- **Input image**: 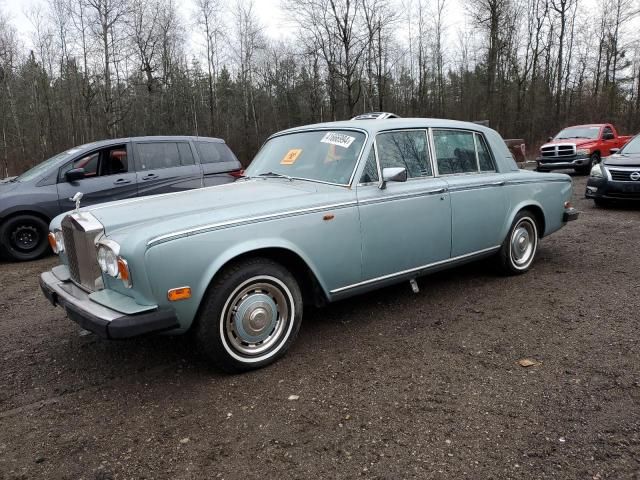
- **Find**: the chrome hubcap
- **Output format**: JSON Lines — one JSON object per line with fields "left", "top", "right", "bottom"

{"left": 224, "top": 278, "right": 291, "bottom": 357}
{"left": 510, "top": 220, "right": 536, "bottom": 267}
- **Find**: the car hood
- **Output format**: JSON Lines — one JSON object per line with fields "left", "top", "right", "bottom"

{"left": 541, "top": 138, "right": 595, "bottom": 149}
{"left": 603, "top": 154, "right": 640, "bottom": 167}
{"left": 0, "top": 177, "right": 19, "bottom": 195}
{"left": 65, "top": 179, "right": 354, "bottom": 246}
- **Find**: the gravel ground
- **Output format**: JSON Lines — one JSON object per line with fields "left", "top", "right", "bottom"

{"left": 0, "top": 174, "right": 639, "bottom": 480}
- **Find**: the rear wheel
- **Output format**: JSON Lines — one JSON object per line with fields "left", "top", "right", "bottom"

{"left": 497, "top": 210, "right": 539, "bottom": 275}
{"left": 0, "top": 214, "right": 50, "bottom": 261}
{"left": 195, "top": 257, "right": 303, "bottom": 373}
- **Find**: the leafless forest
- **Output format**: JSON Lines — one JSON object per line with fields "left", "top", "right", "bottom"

{"left": 1, "top": 0, "right": 639, "bottom": 175}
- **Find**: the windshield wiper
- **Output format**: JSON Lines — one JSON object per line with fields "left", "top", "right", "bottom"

{"left": 257, "top": 172, "right": 293, "bottom": 181}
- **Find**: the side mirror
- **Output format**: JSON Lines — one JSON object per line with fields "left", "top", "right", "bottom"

{"left": 603, "top": 133, "right": 615, "bottom": 140}
{"left": 65, "top": 168, "right": 85, "bottom": 182}
{"left": 547, "top": 136, "right": 553, "bottom": 142}
{"left": 610, "top": 148, "right": 620, "bottom": 155}
{"left": 379, "top": 167, "right": 407, "bottom": 189}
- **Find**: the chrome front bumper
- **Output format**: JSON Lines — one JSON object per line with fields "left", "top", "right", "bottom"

{"left": 40, "top": 269, "right": 179, "bottom": 339}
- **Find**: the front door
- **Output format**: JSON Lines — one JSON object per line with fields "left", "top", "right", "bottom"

{"left": 57, "top": 143, "right": 138, "bottom": 213}
{"left": 356, "top": 130, "right": 452, "bottom": 282}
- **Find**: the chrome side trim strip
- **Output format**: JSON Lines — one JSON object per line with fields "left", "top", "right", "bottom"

{"left": 447, "top": 182, "right": 504, "bottom": 193}
{"left": 505, "top": 178, "right": 570, "bottom": 185}
{"left": 147, "top": 201, "right": 358, "bottom": 247}
{"left": 358, "top": 188, "right": 447, "bottom": 205}
{"left": 330, "top": 245, "right": 501, "bottom": 294}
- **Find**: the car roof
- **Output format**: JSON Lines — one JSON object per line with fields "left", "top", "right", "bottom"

{"left": 77, "top": 135, "right": 225, "bottom": 150}
{"left": 274, "top": 118, "right": 496, "bottom": 137}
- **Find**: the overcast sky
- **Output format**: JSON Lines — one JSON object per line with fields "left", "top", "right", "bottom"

{"left": 1, "top": 0, "right": 468, "bottom": 50}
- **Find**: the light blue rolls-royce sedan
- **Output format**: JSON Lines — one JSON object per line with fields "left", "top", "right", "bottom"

{"left": 40, "top": 118, "right": 578, "bottom": 372}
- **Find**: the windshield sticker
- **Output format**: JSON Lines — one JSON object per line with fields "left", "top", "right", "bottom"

{"left": 321, "top": 132, "right": 356, "bottom": 149}
{"left": 280, "top": 149, "right": 303, "bottom": 165}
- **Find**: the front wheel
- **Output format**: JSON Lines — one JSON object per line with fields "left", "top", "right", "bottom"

{"left": 195, "top": 257, "right": 303, "bottom": 373}
{"left": 0, "top": 214, "right": 50, "bottom": 261}
{"left": 497, "top": 211, "right": 539, "bottom": 275}
{"left": 576, "top": 152, "right": 600, "bottom": 175}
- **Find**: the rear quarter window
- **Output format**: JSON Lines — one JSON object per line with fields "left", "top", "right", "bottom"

{"left": 195, "top": 142, "right": 238, "bottom": 165}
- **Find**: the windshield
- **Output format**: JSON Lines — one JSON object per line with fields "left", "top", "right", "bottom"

{"left": 245, "top": 130, "right": 366, "bottom": 185}
{"left": 620, "top": 135, "right": 640, "bottom": 155}
{"left": 554, "top": 126, "right": 600, "bottom": 140}
{"left": 15, "top": 147, "right": 83, "bottom": 182}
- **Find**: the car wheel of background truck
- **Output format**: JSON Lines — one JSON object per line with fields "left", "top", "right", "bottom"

{"left": 497, "top": 210, "right": 539, "bottom": 275}
{"left": 0, "top": 214, "right": 50, "bottom": 262}
{"left": 194, "top": 257, "right": 303, "bottom": 373}
{"left": 576, "top": 152, "right": 600, "bottom": 175}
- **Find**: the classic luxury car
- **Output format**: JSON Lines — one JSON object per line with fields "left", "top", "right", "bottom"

{"left": 40, "top": 118, "right": 578, "bottom": 372}
{"left": 586, "top": 133, "right": 640, "bottom": 205}
{"left": 0, "top": 136, "right": 242, "bottom": 261}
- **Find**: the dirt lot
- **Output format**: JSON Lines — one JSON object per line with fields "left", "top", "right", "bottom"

{"left": 0, "top": 174, "right": 639, "bottom": 479}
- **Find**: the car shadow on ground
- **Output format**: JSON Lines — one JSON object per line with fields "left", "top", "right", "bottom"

{"left": 33, "top": 258, "right": 498, "bottom": 381}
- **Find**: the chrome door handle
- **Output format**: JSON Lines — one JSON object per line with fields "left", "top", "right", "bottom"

{"left": 142, "top": 174, "right": 158, "bottom": 181}
{"left": 113, "top": 178, "right": 131, "bottom": 185}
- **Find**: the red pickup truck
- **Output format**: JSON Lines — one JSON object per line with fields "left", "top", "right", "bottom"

{"left": 536, "top": 123, "right": 632, "bottom": 174}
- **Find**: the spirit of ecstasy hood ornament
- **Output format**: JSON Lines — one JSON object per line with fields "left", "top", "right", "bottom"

{"left": 71, "top": 192, "right": 84, "bottom": 214}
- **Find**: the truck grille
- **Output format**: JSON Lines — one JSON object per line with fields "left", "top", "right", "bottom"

{"left": 540, "top": 144, "right": 576, "bottom": 158}
{"left": 61, "top": 214, "right": 104, "bottom": 292}
{"left": 608, "top": 169, "right": 640, "bottom": 182}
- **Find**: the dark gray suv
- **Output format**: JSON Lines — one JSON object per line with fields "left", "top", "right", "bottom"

{"left": 0, "top": 136, "right": 242, "bottom": 261}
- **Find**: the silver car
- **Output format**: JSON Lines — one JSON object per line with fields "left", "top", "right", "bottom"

{"left": 40, "top": 118, "right": 578, "bottom": 372}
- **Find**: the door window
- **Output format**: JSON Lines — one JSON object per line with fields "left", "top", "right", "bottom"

{"left": 602, "top": 126, "right": 614, "bottom": 139}
{"left": 59, "top": 145, "right": 129, "bottom": 181}
{"left": 476, "top": 134, "right": 496, "bottom": 172}
{"left": 177, "top": 143, "right": 196, "bottom": 165}
{"left": 136, "top": 142, "right": 182, "bottom": 170}
{"left": 375, "top": 130, "right": 432, "bottom": 178}
{"left": 433, "top": 130, "right": 480, "bottom": 174}
{"left": 360, "top": 148, "right": 379, "bottom": 183}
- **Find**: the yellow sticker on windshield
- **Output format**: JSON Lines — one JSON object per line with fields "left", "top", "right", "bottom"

{"left": 281, "top": 149, "right": 302, "bottom": 165}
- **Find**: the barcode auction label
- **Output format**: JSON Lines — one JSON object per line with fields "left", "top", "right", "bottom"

{"left": 320, "top": 132, "right": 356, "bottom": 149}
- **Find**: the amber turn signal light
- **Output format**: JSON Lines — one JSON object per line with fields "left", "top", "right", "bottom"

{"left": 564, "top": 201, "right": 573, "bottom": 209}
{"left": 168, "top": 287, "right": 192, "bottom": 302}
{"left": 117, "top": 258, "right": 132, "bottom": 288}
{"left": 48, "top": 232, "right": 58, "bottom": 253}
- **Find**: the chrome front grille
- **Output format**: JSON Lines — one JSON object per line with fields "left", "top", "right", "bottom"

{"left": 541, "top": 144, "right": 576, "bottom": 158}
{"left": 61, "top": 214, "right": 104, "bottom": 292}
{"left": 608, "top": 169, "right": 640, "bottom": 182}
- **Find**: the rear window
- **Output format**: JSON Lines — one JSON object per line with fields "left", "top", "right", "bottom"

{"left": 196, "top": 142, "right": 237, "bottom": 164}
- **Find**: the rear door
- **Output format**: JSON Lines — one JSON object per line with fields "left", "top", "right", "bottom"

{"left": 57, "top": 143, "right": 138, "bottom": 212}
{"left": 432, "top": 129, "right": 507, "bottom": 257}
{"left": 193, "top": 140, "right": 243, "bottom": 187}
{"left": 134, "top": 140, "right": 203, "bottom": 196}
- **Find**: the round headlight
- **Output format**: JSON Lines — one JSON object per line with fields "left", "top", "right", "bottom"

{"left": 54, "top": 230, "right": 65, "bottom": 253}
{"left": 590, "top": 164, "right": 603, "bottom": 178}
{"left": 97, "top": 245, "right": 119, "bottom": 277}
